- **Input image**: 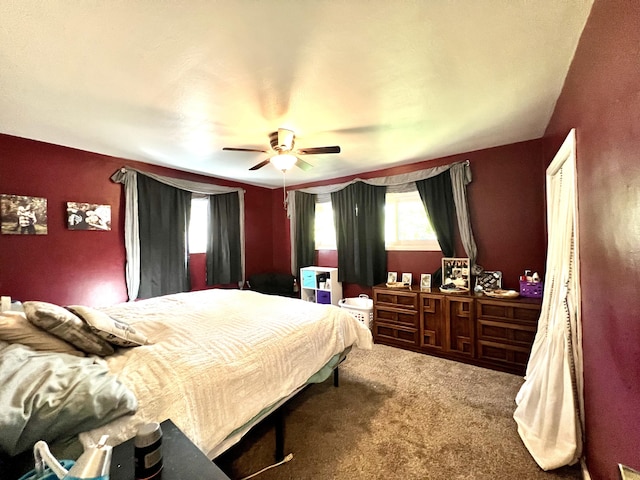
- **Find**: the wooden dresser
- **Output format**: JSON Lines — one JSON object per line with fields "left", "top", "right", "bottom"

{"left": 372, "top": 284, "right": 542, "bottom": 375}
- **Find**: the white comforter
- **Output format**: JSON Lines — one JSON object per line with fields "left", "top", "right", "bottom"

{"left": 78, "top": 289, "right": 373, "bottom": 458}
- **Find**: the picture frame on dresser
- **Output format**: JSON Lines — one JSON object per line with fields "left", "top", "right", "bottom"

{"left": 420, "top": 274, "right": 431, "bottom": 289}
{"left": 401, "top": 273, "right": 412, "bottom": 286}
{"left": 387, "top": 272, "right": 397, "bottom": 283}
{"left": 474, "top": 271, "right": 502, "bottom": 291}
{"left": 441, "top": 257, "right": 470, "bottom": 289}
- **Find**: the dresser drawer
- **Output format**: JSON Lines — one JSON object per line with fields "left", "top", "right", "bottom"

{"left": 477, "top": 339, "right": 533, "bottom": 370}
{"left": 374, "top": 322, "right": 419, "bottom": 347}
{"left": 476, "top": 299, "right": 541, "bottom": 324}
{"left": 374, "top": 307, "right": 418, "bottom": 328}
{"left": 373, "top": 289, "right": 418, "bottom": 311}
{"left": 477, "top": 319, "right": 536, "bottom": 346}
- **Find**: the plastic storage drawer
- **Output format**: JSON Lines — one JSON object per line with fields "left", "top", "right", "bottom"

{"left": 316, "top": 290, "right": 331, "bottom": 304}
{"left": 302, "top": 270, "right": 317, "bottom": 289}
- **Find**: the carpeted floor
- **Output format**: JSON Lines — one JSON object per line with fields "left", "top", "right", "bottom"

{"left": 216, "top": 344, "right": 582, "bottom": 480}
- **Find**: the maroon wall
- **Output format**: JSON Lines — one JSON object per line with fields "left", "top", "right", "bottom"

{"left": 0, "top": 134, "right": 275, "bottom": 306}
{"left": 543, "top": 0, "right": 640, "bottom": 477}
{"left": 275, "top": 139, "right": 547, "bottom": 299}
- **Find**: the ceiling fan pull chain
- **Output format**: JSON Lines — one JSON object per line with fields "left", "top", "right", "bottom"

{"left": 282, "top": 171, "right": 287, "bottom": 210}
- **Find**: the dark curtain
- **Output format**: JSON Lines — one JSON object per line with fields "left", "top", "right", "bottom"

{"left": 137, "top": 175, "right": 192, "bottom": 299}
{"left": 294, "top": 191, "right": 316, "bottom": 279}
{"left": 206, "top": 192, "right": 242, "bottom": 285}
{"left": 331, "top": 182, "right": 386, "bottom": 286}
{"left": 416, "top": 170, "right": 456, "bottom": 286}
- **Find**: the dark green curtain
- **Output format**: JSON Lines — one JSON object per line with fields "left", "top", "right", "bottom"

{"left": 137, "top": 175, "right": 192, "bottom": 299}
{"left": 294, "top": 191, "right": 316, "bottom": 279}
{"left": 331, "top": 182, "right": 386, "bottom": 286}
{"left": 206, "top": 192, "right": 242, "bottom": 285}
{"left": 415, "top": 170, "right": 456, "bottom": 286}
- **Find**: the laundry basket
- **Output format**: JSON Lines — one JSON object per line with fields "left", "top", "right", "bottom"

{"left": 338, "top": 294, "right": 374, "bottom": 329}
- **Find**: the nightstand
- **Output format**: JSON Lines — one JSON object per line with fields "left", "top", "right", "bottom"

{"left": 110, "top": 419, "right": 230, "bottom": 480}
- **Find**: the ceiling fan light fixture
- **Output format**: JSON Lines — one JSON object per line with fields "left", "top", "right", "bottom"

{"left": 271, "top": 153, "right": 297, "bottom": 172}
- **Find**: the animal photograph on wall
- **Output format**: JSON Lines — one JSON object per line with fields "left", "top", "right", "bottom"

{"left": 66, "top": 202, "right": 111, "bottom": 231}
{"left": 1, "top": 194, "right": 48, "bottom": 235}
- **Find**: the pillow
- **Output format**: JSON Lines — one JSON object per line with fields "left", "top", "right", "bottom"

{"left": 0, "top": 311, "right": 84, "bottom": 356}
{"left": 23, "top": 301, "right": 114, "bottom": 356}
{"left": 0, "top": 344, "right": 137, "bottom": 456}
{"left": 66, "top": 305, "right": 149, "bottom": 347}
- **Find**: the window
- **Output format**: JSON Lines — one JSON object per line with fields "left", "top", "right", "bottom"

{"left": 385, "top": 191, "right": 440, "bottom": 251}
{"left": 314, "top": 200, "right": 336, "bottom": 250}
{"left": 188, "top": 197, "right": 209, "bottom": 253}
{"left": 313, "top": 190, "right": 441, "bottom": 251}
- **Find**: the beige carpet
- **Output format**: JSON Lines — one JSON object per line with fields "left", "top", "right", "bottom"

{"left": 217, "top": 344, "right": 582, "bottom": 480}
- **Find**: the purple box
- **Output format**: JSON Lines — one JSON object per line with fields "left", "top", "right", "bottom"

{"left": 519, "top": 280, "right": 543, "bottom": 298}
{"left": 316, "top": 290, "right": 331, "bottom": 304}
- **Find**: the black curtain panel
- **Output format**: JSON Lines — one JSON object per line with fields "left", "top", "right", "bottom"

{"left": 137, "top": 175, "right": 192, "bottom": 299}
{"left": 294, "top": 191, "right": 317, "bottom": 278}
{"left": 331, "top": 181, "right": 386, "bottom": 286}
{"left": 416, "top": 170, "right": 456, "bottom": 286}
{"left": 206, "top": 192, "right": 242, "bottom": 285}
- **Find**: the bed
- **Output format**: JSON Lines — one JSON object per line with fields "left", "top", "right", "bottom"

{"left": 0, "top": 288, "right": 373, "bottom": 470}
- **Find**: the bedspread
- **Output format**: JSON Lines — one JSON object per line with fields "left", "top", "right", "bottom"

{"left": 78, "top": 289, "right": 372, "bottom": 458}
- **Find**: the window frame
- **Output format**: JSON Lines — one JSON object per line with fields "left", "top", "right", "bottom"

{"left": 188, "top": 196, "right": 209, "bottom": 254}
{"left": 384, "top": 190, "right": 440, "bottom": 251}
{"left": 313, "top": 190, "right": 441, "bottom": 252}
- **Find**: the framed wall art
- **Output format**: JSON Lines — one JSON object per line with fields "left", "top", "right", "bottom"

{"left": 1, "top": 194, "right": 48, "bottom": 235}
{"left": 67, "top": 202, "right": 111, "bottom": 231}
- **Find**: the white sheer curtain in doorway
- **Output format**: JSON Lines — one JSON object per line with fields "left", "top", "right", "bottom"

{"left": 513, "top": 129, "right": 584, "bottom": 470}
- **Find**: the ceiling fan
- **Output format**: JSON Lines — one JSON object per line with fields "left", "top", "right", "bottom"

{"left": 223, "top": 128, "right": 341, "bottom": 172}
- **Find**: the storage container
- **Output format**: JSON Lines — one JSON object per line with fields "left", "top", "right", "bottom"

{"left": 302, "top": 270, "right": 317, "bottom": 289}
{"left": 519, "top": 280, "right": 544, "bottom": 298}
{"left": 338, "top": 294, "right": 374, "bottom": 329}
{"left": 316, "top": 290, "right": 332, "bottom": 304}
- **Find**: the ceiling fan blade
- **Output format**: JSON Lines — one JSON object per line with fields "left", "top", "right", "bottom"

{"left": 223, "top": 147, "right": 268, "bottom": 153}
{"left": 249, "top": 159, "right": 271, "bottom": 171}
{"left": 296, "top": 146, "right": 341, "bottom": 155}
{"left": 295, "top": 157, "right": 313, "bottom": 171}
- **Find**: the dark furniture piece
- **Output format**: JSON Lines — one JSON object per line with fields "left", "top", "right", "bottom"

{"left": 248, "top": 272, "right": 297, "bottom": 297}
{"left": 110, "top": 419, "right": 230, "bottom": 480}
{"left": 372, "top": 284, "right": 542, "bottom": 375}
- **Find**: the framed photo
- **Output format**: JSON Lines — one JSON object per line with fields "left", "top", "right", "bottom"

{"left": 1, "top": 194, "right": 48, "bottom": 235}
{"left": 387, "top": 272, "right": 398, "bottom": 283}
{"left": 475, "top": 271, "right": 502, "bottom": 291}
{"left": 441, "top": 257, "right": 470, "bottom": 290}
{"left": 401, "top": 273, "right": 412, "bottom": 286}
{"left": 420, "top": 274, "right": 432, "bottom": 289}
{"left": 67, "top": 202, "right": 111, "bottom": 231}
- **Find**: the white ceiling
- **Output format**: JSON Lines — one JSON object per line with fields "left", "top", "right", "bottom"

{"left": 0, "top": 1, "right": 593, "bottom": 189}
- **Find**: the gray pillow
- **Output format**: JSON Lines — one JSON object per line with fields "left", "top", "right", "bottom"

{"left": 0, "top": 311, "right": 84, "bottom": 356}
{"left": 0, "top": 344, "right": 137, "bottom": 456}
{"left": 66, "top": 305, "right": 149, "bottom": 347}
{"left": 23, "top": 301, "right": 114, "bottom": 356}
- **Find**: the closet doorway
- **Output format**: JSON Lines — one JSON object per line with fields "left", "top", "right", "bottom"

{"left": 513, "top": 129, "right": 584, "bottom": 471}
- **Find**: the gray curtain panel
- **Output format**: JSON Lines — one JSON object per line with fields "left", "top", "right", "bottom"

{"left": 331, "top": 181, "right": 387, "bottom": 286}
{"left": 416, "top": 170, "right": 456, "bottom": 286}
{"left": 206, "top": 192, "right": 242, "bottom": 285}
{"left": 294, "top": 191, "right": 317, "bottom": 278}
{"left": 137, "top": 174, "right": 192, "bottom": 299}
